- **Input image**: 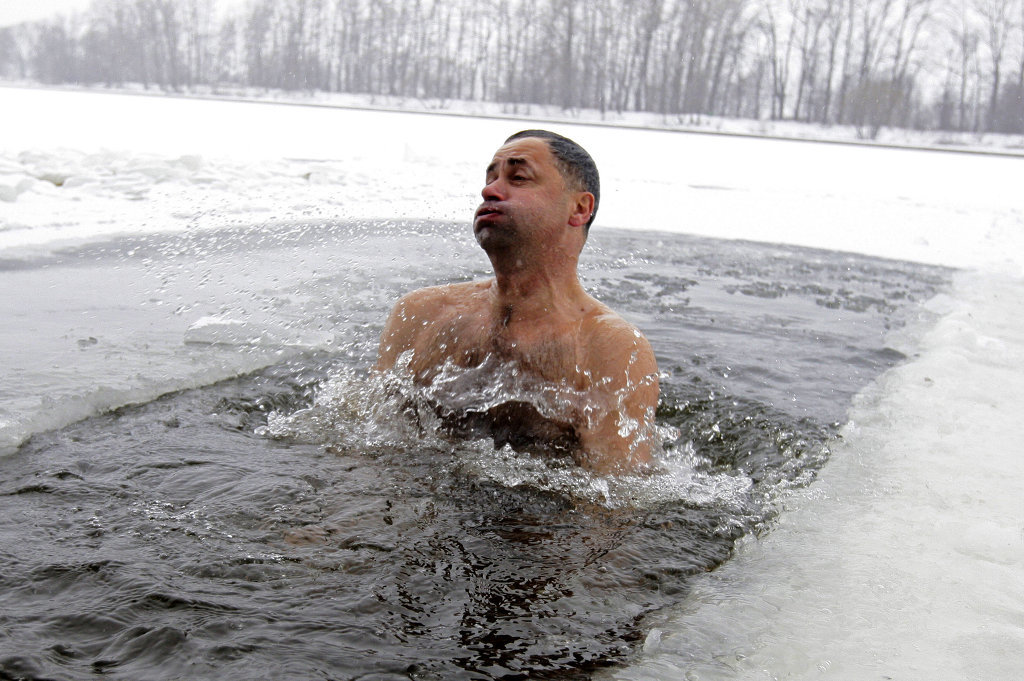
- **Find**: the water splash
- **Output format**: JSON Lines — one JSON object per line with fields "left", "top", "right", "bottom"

{"left": 259, "top": 358, "right": 759, "bottom": 515}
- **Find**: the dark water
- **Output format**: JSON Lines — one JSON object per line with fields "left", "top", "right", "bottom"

{"left": 0, "top": 220, "right": 948, "bottom": 680}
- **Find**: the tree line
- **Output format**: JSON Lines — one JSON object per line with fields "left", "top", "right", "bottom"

{"left": 1, "top": 0, "right": 1022, "bottom": 136}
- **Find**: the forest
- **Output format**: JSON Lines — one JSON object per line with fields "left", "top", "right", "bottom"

{"left": 2, "top": 0, "right": 1022, "bottom": 136}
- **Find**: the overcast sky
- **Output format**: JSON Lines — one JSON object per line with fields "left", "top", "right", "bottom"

{"left": 0, "top": 0, "right": 92, "bottom": 27}
{"left": 0, "top": 0, "right": 251, "bottom": 27}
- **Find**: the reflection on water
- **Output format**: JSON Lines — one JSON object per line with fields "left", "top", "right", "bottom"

{"left": 0, "top": 221, "right": 948, "bottom": 679}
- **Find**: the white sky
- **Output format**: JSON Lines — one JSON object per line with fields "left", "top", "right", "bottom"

{"left": 0, "top": 0, "right": 248, "bottom": 27}
{"left": 0, "top": 0, "right": 91, "bottom": 27}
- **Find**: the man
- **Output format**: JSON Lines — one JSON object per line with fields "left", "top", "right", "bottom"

{"left": 376, "top": 130, "right": 659, "bottom": 474}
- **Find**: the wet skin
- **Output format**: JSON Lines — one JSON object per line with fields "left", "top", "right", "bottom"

{"left": 377, "top": 137, "right": 659, "bottom": 474}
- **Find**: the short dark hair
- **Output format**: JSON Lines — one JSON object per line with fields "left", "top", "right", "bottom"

{"left": 504, "top": 129, "right": 600, "bottom": 231}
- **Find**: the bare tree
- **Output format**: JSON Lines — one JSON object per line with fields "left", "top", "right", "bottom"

{"left": 762, "top": 0, "right": 798, "bottom": 119}
{"left": 792, "top": 0, "right": 829, "bottom": 121}
{"left": 3, "top": 0, "right": 1022, "bottom": 134}
{"left": 818, "top": 0, "right": 848, "bottom": 122}
{"left": 975, "top": 0, "right": 1013, "bottom": 130}
{"left": 948, "top": 2, "right": 981, "bottom": 130}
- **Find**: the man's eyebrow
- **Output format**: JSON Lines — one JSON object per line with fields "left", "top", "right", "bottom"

{"left": 486, "top": 156, "right": 531, "bottom": 175}
{"left": 506, "top": 157, "right": 530, "bottom": 170}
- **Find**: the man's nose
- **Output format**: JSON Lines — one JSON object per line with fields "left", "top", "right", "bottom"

{"left": 482, "top": 176, "right": 506, "bottom": 201}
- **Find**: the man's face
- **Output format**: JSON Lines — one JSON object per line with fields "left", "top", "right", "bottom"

{"left": 473, "top": 137, "right": 574, "bottom": 251}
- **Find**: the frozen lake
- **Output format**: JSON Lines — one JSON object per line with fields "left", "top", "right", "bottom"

{"left": 1, "top": 86, "right": 1022, "bottom": 679}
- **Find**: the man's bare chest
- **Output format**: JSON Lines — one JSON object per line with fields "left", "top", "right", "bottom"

{"left": 433, "top": 313, "right": 583, "bottom": 386}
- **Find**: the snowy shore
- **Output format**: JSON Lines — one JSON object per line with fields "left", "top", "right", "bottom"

{"left": 6, "top": 81, "right": 1024, "bottom": 156}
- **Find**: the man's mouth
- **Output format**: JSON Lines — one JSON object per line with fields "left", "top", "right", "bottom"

{"left": 475, "top": 204, "right": 502, "bottom": 220}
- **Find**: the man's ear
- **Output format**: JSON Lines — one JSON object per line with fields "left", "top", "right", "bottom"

{"left": 567, "top": 192, "right": 595, "bottom": 228}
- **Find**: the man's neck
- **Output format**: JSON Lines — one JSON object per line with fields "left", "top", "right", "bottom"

{"left": 488, "top": 254, "right": 584, "bottom": 325}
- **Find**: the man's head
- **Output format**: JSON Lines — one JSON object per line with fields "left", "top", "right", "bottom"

{"left": 474, "top": 132, "right": 599, "bottom": 257}
{"left": 503, "top": 130, "right": 600, "bottom": 232}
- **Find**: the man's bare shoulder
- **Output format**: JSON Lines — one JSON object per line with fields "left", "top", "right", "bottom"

{"left": 580, "top": 305, "right": 657, "bottom": 381}
{"left": 580, "top": 301, "right": 650, "bottom": 346}
{"left": 393, "top": 280, "right": 492, "bottom": 316}
{"left": 378, "top": 280, "right": 493, "bottom": 371}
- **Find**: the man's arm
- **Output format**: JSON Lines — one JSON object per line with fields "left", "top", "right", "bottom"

{"left": 575, "top": 317, "right": 660, "bottom": 474}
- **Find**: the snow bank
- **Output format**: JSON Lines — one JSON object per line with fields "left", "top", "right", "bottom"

{"left": 14, "top": 83, "right": 1024, "bottom": 155}
{"left": 606, "top": 269, "right": 1024, "bottom": 681}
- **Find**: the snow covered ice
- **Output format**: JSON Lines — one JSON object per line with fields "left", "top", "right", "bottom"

{"left": 4, "top": 87, "right": 1022, "bottom": 267}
